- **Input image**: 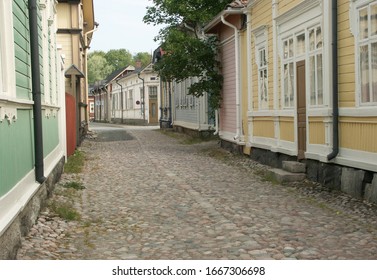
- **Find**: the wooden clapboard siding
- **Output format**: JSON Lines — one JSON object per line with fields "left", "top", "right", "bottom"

{"left": 220, "top": 36, "right": 237, "bottom": 134}
{"left": 308, "top": 117, "right": 326, "bottom": 145}
{"left": 13, "top": 0, "right": 31, "bottom": 100}
{"left": 253, "top": 117, "right": 275, "bottom": 138}
{"left": 340, "top": 117, "right": 377, "bottom": 153}
{"left": 280, "top": 117, "right": 295, "bottom": 142}
{"left": 338, "top": 0, "right": 356, "bottom": 107}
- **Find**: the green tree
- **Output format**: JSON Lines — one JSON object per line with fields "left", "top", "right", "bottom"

{"left": 143, "top": 0, "right": 233, "bottom": 109}
{"left": 88, "top": 52, "right": 114, "bottom": 85}
{"left": 104, "top": 49, "right": 133, "bottom": 71}
{"left": 132, "top": 52, "right": 152, "bottom": 68}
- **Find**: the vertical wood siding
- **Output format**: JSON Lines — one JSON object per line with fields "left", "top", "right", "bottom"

{"left": 340, "top": 117, "right": 377, "bottom": 153}
{"left": 220, "top": 38, "right": 237, "bottom": 134}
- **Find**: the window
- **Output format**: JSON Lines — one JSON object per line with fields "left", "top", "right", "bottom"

{"left": 308, "top": 26, "right": 323, "bottom": 106}
{"left": 128, "top": 90, "right": 134, "bottom": 109}
{"left": 258, "top": 47, "right": 268, "bottom": 109}
{"left": 282, "top": 37, "right": 295, "bottom": 108}
{"left": 357, "top": 1, "right": 377, "bottom": 104}
{"left": 0, "top": 0, "right": 14, "bottom": 98}
{"left": 149, "top": 86, "right": 158, "bottom": 99}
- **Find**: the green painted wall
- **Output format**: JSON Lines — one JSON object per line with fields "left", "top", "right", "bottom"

{"left": 13, "top": 0, "right": 32, "bottom": 101}
{"left": 42, "top": 113, "right": 59, "bottom": 156}
{"left": 0, "top": 110, "right": 34, "bottom": 196}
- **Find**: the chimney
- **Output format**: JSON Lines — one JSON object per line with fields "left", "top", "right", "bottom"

{"left": 135, "top": 61, "right": 142, "bottom": 69}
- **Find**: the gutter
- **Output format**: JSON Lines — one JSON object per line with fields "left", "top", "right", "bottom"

{"left": 220, "top": 15, "right": 242, "bottom": 142}
{"left": 327, "top": 0, "right": 339, "bottom": 161}
{"left": 137, "top": 72, "right": 146, "bottom": 124}
{"left": 28, "top": 0, "right": 46, "bottom": 183}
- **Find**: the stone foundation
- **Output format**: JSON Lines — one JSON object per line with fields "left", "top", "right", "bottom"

{"left": 0, "top": 157, "right": 65, "bottom": 259}
{"left": 173, "top": 125, "right": 216, "bottom": 140}
{"left": 221, "top": 143, "right": 377, "bottom": 205}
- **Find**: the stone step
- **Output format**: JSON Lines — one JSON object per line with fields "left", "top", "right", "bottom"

{"left": 268, "top": 168, "right": 306, "bottom": 184}
{"left": 282, "top": 161, "right": 306, "bottom": 173}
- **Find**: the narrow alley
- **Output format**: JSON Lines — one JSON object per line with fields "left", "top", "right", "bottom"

{"left": 16, "top": 123, "right": 377, "bottom": 260}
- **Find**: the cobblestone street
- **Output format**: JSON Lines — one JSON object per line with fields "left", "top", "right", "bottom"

{"left": 17, "top": 123, "right": 377, "bottom": 260}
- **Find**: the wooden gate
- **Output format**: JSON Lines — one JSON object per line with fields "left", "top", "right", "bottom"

{"left": 65, "top": 93, "right": 76, "bottom": 157}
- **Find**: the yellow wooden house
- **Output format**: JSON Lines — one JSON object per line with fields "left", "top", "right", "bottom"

{"left": 239, "top": 0, "right": 376, "bottom": 200}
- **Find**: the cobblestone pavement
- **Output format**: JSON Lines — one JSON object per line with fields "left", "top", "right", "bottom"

{"left": 17, "top": 123, "right": 377, "bottom": 260}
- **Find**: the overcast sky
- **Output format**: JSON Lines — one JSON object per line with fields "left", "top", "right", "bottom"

{"left": 89, "top": 0, "right": 163, "bottom": 55}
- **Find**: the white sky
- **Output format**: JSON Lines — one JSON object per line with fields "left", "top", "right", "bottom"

{"left": 89, "top": 0, "right": 163, "bottom": 55}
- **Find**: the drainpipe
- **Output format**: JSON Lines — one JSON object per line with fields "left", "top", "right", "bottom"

{"left": 213, "top": 109, "right": 219, "bottom": 135}
{"left": 138, "top": 72, "right": 146, "bottom": 124}
{"left": 221, "top": 15, "right": 242, "bottom": 142}
{"left": 29, "top": 0, "right": 46, "bottom": 183}
{"left": 327, "top": 0, "right": 339, "bottom": 161}
{"left": 116, "top": 80, "right": 124, "bottom": 123}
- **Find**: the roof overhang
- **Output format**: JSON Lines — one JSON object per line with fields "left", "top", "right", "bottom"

{"left": 204, "top": 8, "right": 246, "bottom": 33}
{"left": 65, "top": 64, "right": 85, "bottom": 78}
{"left": 82, "top": 0, "right": 95, "bottom": 44}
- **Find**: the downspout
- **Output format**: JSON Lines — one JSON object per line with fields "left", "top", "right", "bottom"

{"left": 213, "top": 109, "right": 219, "bottom": 135}
{"left": 327, "top": 0, "right": 339, "bottom": 161}
{"left": 29, "top": 0, "right": 46, "bottom": 183}
{"left": 221, "top": 15, "right": 242, "bottom": 142}
{"left": 137, "top": 72, "right": 146, "bottom": 124}
{"left": 116, "top": 80, "right": 124, "bottom": 123}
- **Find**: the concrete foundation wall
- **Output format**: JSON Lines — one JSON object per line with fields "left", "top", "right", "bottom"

{"left": 0, "top": 157, "right": 65, "bottom": 259}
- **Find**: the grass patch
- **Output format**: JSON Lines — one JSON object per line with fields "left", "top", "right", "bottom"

{"left": 64, "top": 150, "right": 85, "bottom": 174}
{"left": 49, "top": 201, "right": 80, "bottom": 221}
{"left": 159, "top": 129, "right": 215, "bottom": 145}
{"left": 63, "top": 181, "right": 86, "bottom": 190}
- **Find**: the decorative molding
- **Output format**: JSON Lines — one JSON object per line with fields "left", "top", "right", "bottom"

{"left": 0, "top": 106, "right": 17, "bottom": 124}
{"left": 275, "top": 0, "right": 321, "bottom": 24}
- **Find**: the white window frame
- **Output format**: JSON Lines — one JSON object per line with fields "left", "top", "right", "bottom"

{"left": 281, "top": 36, "right": 295, "bottom": 109}
{"left": 253, "top": 25, "right": 269, "bottom": 110}
{"left": 352, "top": 0, "right": 377, "bottom": 106}
{"left": 308, "top": 25, "right": 324, "bottom": 107}
{"left": 0, "top": 0, "right": 16, "bottom": 100}
{"left": 128, "top": 90, "right": 134, "bottom": 110}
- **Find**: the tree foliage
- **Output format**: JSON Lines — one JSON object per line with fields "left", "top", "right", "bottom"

{"left": 144, "top": 0, "right": 234, "bottom": 109}
{"left": 88, "top": 50, "right": 152, "bottom": 85}
{"left": 88, "top": 51, "right": 114, "bottom": 85}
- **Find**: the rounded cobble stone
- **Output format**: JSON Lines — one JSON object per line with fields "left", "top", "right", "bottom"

{"left": 16, "top": 123, "right": 377, "bottom": 260}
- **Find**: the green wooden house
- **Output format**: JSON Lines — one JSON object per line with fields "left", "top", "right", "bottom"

{"left": 0, "top": 0, "right": 66, "bottom": 259}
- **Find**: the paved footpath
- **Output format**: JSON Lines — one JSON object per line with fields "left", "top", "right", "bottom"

{"left": 17, "top": 123, "right": 377, "bottom": 259}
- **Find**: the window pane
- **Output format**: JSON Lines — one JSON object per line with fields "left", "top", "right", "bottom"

{"left": 372, "top": 42, "right": 377, "bottom": 102}
{"left": 372, "top": 4, "right": 377, "bottom": 36}
{"left": 289, "top": 62, "right": 294, "bottom": 105}
{"left": 296, "top": 33, "right": 305, "bottom": 55}
{"left": 309, "top": 29, "right": 315, "bottom": 51}
{"left": 359, "top": 7, "right": 368, "bottom": 40}
{"left": 284, "top": 40, "right": 289, "bottom": 59}
{"left": 284, "top": 64, "right": 289, "bottom": 107}
{"left": 360, "top": 45, "right": 370, "bottom": 102}
{"left": 310, "top": 56, "right": 316, "bottom": 105}
{"left": 317, "top": 54, "right": 323, "bottom": 105}
{"left": 316, "top": 27, "right": 323, "bottom": 49}
{"left": 289, "top": 38, "right": 294, "bottom": 57}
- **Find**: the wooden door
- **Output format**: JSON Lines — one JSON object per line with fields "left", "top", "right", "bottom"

{"left": 296, "top": 60, "right": 306, "bottom": 160}
{"left": 149, "top": 99, "right": 158, "bottom": 124}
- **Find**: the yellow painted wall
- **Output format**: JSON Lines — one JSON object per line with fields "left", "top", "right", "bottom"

{"left": 340, "top": 117, "right": 377, "bottom": 153}
{"left": 279, "top": 117, "right": 294, "bottom": 142}
{"left": 338, "top": 0, "right": 356, "bottom": 107}
{"left": 278, "top": 0, "right": 301, "bottom": 16}
{"left": 253, "top": 117, "right": 275, "bottom": 138}
{"left": 250, "top": 0, "right": 273, "bottom": 111}
{"left": 308, "top": 117, "right": 326, "bottom": 145}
